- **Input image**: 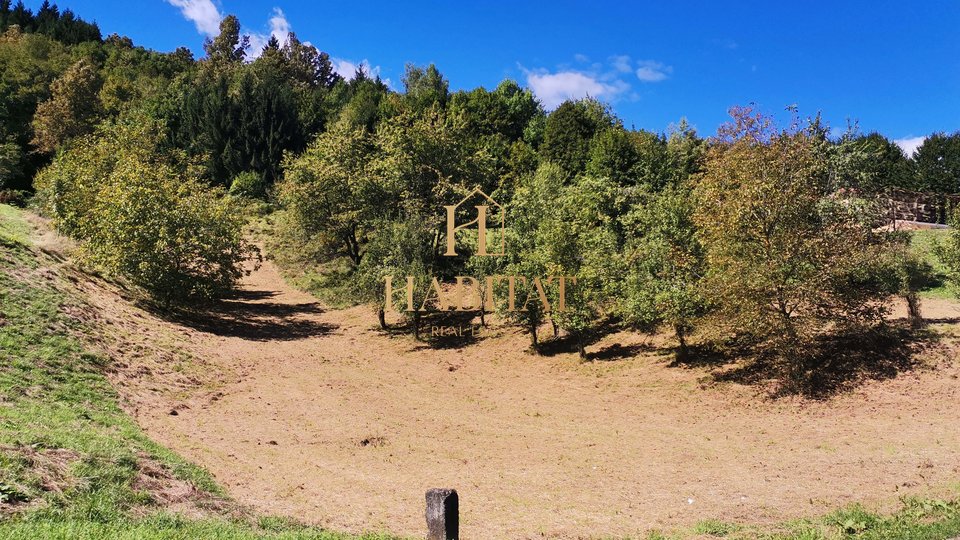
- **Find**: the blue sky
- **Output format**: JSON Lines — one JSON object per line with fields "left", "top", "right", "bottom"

{"left": 51, "top": 1, "right": 960, "bottom": 155}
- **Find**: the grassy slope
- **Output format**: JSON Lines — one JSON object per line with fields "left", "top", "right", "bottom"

{"left": 677, "top": 498, "right": 960, "bottom": 539}
{"left": 911, "top": 228, "right": 954, "bottom": 299}
{"left": 1, "top": 204, "right": 959, "bottom": 539}
{"left": 252, "top": 212, "right": 357, "bottom": 309}
{"left": 0, "top": 205, "right": 396, "bottom": 539}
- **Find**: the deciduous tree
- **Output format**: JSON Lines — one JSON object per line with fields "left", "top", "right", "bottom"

{"left": 30, "top": 58, "right": 102, "bottom": 153}
{"left": 620, "top": 184, "right": 706, "bottom": 358}
{"left": 694, "top": 107, "right": 895, "bottom": 371}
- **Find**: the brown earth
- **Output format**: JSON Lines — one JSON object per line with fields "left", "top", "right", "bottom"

{"left": 71, "top": 252, "right": 960, "bottom": 539}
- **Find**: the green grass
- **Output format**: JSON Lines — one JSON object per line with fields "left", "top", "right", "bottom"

{"left": 252, "top": 212, "right": 357, "bottom": 309}
{"left": 645, "top": 496, "right": 960, "bottom": 539}
{"left": 0, "top": 204, "right": 400, "bottom": 539}
{"left": 281, "top": 260, "right": 357, "bottom": 309}
{"left": 0, "top": 203, "right": 31, "bottom": 246}
{"left": 910, "top": 228, "right": 955, "bottom": 299}
{"left": 0, "top": 514, "right": 393, "bottom": 539}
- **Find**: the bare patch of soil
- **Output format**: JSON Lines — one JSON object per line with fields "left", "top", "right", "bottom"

{"left": 0, "top": 444, "right": 233, "bottom": 520}
{"left": 0, "top": 445, "right": 78, "bottom": 514}
{"left": 55, "top": 242, "right": 960, "bottom": 538}
{"left": 129, "top": 453, "right": 237, "bottom": 519}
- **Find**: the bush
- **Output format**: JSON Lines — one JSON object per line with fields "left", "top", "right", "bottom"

{"left": 87, "top": 165, "right": 253, "bottom": 305}
{"left": 35, "top": 116, "right": 256, "bottom": 306}
{"left": 229, "top": 171, "right": 266, "bottom": 199}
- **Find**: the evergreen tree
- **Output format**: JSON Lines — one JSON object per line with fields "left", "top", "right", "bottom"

{"left": 0, "top": 1, "right": 100, "bottom": 44}
{"left": 8, "top": 1, "right": 32, "bottom": 31}
{"left": 231, "top": 66, "right": 302, "bottom": 186}
{"left": 915, "top": 132, "right": 960, "bottom": 193}
{"left": 541, "top": 98, "right": 615, "bottom": 179}
{"left": 0, "top": 1, "right": 9, "bottom": 29}
{"left": 282, "top": 32, "right": 339, "bottom": 88}
{"left": 263, "top": 35, "right": 281, "bottom": 55}
{"left": 35, "top": 1, "right": 57, "bottom": 33}
{"left": 203, "top": 15, "right": 247, "bottom": 65}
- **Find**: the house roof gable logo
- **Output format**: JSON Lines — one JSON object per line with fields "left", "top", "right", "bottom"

{"left": 443, "top": 188, "right": 505, "bottom": 257}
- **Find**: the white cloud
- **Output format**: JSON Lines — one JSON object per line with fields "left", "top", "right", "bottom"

{"left": 247, "top": 7, "right": 293, "bottom": 58}
{"left": 246, "top": 35, "right": 267, "bottom": 55}
{"left": 635, "top": 60, "right": 672, "bottom": 82}
{"left": 332, "top": 58, "right": 385, "bottom": 82}
{"left": 573, "top": 53, "right": 590, "bottom": 63}
{"left": 610, "top": 55, "right": 632, "bottom": 73}
{"left": 166, "top": 0, "right": 222, "bottom": 36}
{"left": 895, "top": 136, "right": 926, "bottom": 158}
{"left": 525, "top": 70, "right": 626, "bottom": 110}
{"left": 167, "top": 2, "right": 299, "bottom": 60}
{"left": 268, "top": 7, "right": 291, "bottom": 38}
{"left": 522, "top": 54, "right": 670, "bottom": 109}
{"left": 333, "top": 58, "right": 361, "bottom": 78}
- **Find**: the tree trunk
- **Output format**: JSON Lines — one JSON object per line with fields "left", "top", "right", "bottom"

{"left": 675, "top": 324, "right": 688, "bottom": 360}
{"left": 529, "top": 318, "right": 539, "bottom": 352}
{"left": 551, "top": 319, "right": 559, "bottom": 337}
{"left": 906, "top": 292, "right": 923, "bottom": 328}
{"left": 479, "top": 307, "right": 486, "bottom": 327}
{"left": 377, "top": 307, "right": 387, "bottom": 330}
{"left": 576, "top": 333, "right": 586, "bottom": 361}
{"left": 345, "top": 231, "right": 362, "bottom": 266}
{"left": 413, "top": 311, "right": 421, "bottom": 340}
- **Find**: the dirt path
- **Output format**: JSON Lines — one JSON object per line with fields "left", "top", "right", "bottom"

{"left": 97, "top": 259, "right": 960, "bottom": 539}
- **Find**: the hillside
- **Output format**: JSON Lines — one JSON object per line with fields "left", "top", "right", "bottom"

{"left": 0, "top": 204, "right": 394, "bottom": 539}
{"left": 4, "top": 204, "right": 960, "bottom": 539}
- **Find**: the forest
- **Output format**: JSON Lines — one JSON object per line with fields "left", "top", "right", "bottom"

{"left": 4, "top": 2, "right": 960, "bottom": 387}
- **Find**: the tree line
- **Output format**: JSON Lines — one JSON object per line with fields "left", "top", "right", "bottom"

{"left": 5, "top": 6, "right": 960, "bottom": 386}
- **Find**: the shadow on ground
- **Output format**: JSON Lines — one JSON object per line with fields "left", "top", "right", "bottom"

{"left": 537, "top": 319, "right": 627, "bottom": 359}
{"left": 167, "top": 289, "right": 338, "bottom": 341}
{"left": 381, "top": 311, "right": 489, "bottom": 350}
{"left": 703, "top": 322, "right": 941, "bottom": 399}
{"left": 587, "top": 342, "right": 657, "bottom": 361}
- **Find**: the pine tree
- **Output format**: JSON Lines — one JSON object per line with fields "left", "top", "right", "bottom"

{"left": 8, "top": 1, "right": 32, "bottom": 31}
{"left": 203, "top": 15, "right": 247, "bottom": 64}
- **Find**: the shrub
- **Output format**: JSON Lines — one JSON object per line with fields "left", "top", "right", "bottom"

{"left": 228, "top": 171, "right": 266, "bottom": 199}
{"left": 35, "top": 116, "right": 255, "bottom": 306}
{"left": 87, "top": 164, "right": 253, "bottom": 305}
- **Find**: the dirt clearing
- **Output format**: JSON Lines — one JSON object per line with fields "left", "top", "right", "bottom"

{"left": 86, "top": 259, "right": 960, "bottom": 539}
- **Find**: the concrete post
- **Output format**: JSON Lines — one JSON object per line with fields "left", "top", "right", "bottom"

{"left": 425, "top": 488, "right": 458, "bottom": 540}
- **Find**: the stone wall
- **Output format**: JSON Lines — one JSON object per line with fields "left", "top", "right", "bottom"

{"left": 881, "top": 188, "right": 960, "bottom": 224}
